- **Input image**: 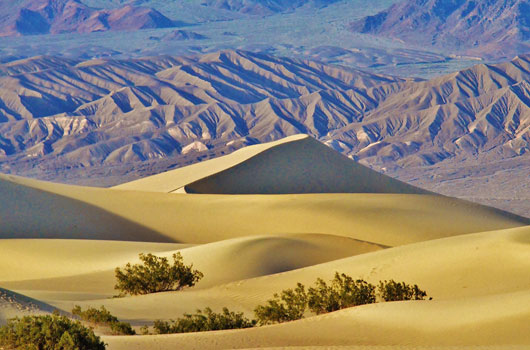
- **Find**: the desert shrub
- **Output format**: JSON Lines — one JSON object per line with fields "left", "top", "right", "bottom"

{"left": 72, "top": 305, "right": 135, "bottom": 335}
{"left": 139, "top": 325, "right": 150, "bottom": 335}
{"left": 0, "top": 314, "right": 105, "bottom": 350}
{"left": 153, "top": 307, "right": 256, "bottom": 334}
{"left": 307, "top": 273, "right": 376, "bottom": 314}
{"left": 254, "top": 283, "right": 307, "bottom": 325}
{"left": 114, "top": 252, "right": 203, "bottom": 296}
{"left": 377, "top": 280, "right": 428, "bottom": 301}
{"left": 153, "top": 319, "right": 172, "bottom": 335}
{"left": 109, "top": 321, "right": 135, "bottom": 336}
{"left": 72, "top": 305, "right": 118, "bottom": 325}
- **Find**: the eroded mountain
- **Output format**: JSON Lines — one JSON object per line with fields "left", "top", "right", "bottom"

{"left": 351, "top": 0, "right": 530, "bottom": 59}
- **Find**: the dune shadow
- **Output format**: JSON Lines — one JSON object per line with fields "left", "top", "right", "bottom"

{"left": 0, "top": 176, "right": 173, "bottom": 242}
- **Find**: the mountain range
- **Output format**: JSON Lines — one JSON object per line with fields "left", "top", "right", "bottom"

{"left": 0, "top": 50, "right": 527, "bottom": 216}
{"left": 351, "top": 0, "right": 530, "bottom": 59}
{"left": 0, "top": 0, "right": 182, "bottom": 37}
{"left": 0, "top": 0, "right": 478, "bottom": 79}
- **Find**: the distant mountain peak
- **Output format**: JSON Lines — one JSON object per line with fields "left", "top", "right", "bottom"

{"left": 0, "top": 0, "right": 182, "bottom": 37}
{"left": 350, "top": 0, "right": 530, "bottom": 59}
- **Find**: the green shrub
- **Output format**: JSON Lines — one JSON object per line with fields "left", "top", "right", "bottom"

{"left": 377, "top": 280, "right": 428, "bottom": 301}
{"left": 0, "top": 314, "right": 105, "bottom": 350}
{"left": 72, "top": 305, "right": 135, "bottom": 335}
{"left": 153, "top": 319, "right": 173, "bottom": 335}
{"left": 253, "top": 273, "right": 429, "bottom": 325}
{"left": 153, "top": 307, "right": 256, "bottom": 334}
{"left": 139, "top": 325, "right": 150, "bottom": 335}
{"left": 307, "top": 273, "right": 376, "bottom": 314}
{"left": 254, "top": 283, "right": 307, "bottom": 325}
{"left": 72, "top": 305, "right": 118, "bottom": 325}
{"left": 109, "top": 322, "right": 135, "bottom": 336}
{"left": 114, "top": 252, "right": 203, "bottom": 296}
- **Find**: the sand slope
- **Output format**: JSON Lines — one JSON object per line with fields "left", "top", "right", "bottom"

{"left": 0, "top": 288, "right": 57, "bottom": 325}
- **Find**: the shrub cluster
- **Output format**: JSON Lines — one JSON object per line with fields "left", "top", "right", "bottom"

{"left": 152, "top": 307, "right": 256, "bottom": 334}
{"left": 377, "top": 280, "right": 428, "bottom": 301}
{"left": 0, "top": 313, "right": 105, "bottom": 350}
{"left": 114, "top": 252, "right": 203, "bottom": 296}
{"left": 308, "top": 273, "right": 376, "bottom": 314}
{"left": 254, "top": 274, "right": 428, "bottom": 325}
{"left": 72, "top": 305, "right": 135, "bottom": 335}
{"left": 254, "top": 283, "right": 307, "bottom": 325}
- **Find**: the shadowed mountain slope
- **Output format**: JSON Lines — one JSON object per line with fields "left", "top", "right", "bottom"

{"left": 350, "top": 0, "right": 530, "bottom": 59}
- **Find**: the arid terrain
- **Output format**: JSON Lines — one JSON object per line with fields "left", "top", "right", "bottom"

{"left": 0, "top": 0, "right": 529, "bottom": 349}
{"left": 0, "top": 135, "right": 529, "bottom": 349}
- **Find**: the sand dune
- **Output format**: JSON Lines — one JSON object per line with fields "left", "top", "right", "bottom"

{"left": 1, "top": 135, "right": 526, "bottom": 246}
{"left": 117, "top": 135, "right": 427, "bottom": 195}
{"left": 114, "top": 135, "right": 313, "bottom": 193}
{"left": 0, "top": 134, "right": 529, "bottom": 349}
{"left": 1, "top": 172, "right": 527, "bottom": 246}
{"left": 11, "top": 225, "right": 528, "bottom": 327}
{"left": 0, "top": 234, "right": 380, "bottom": 296}
{"left": 0, "top": 240, "right": 188, "bottom": 282}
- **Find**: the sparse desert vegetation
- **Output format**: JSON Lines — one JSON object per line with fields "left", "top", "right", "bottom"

{"left": 0, "top": 313, "right": 106, "bottom": 350}
{"left": 72, "top": 305, "right": 135, "bottom": 335}
{"left": 114, "top": 252, "right": 203, "bottom": 296}
{"left": 307, "top": 273, "right": 377, "bottom": 315}
{"left": 254, "top": 283, "right": 308, "bottom": 325}
{"left": 255, "top": 273, "right": 428, "bottom": 325}
{"left": 152, "top": 307, "right": 256, "bottom": 334}
{"left": 378, "top": 280, "right": 429, "bottom": 302}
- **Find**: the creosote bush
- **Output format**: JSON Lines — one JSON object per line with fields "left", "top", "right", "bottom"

{"left": 254, "top": 273, "right": 430, "bottom": 325}
{"left": 114, "top": 252, "right": 203, "bottom": 296}
{"left": 0, "top": 313, "right": 106, "bottom": 350}
{"left": 152, "top": 307, "right": 256, "bottom": 334}
{"left": 307, "top": 273, "right": 376, "bottom": 314}
{"left": 72, "top": 305, "right": 135, "bottom": 335}
{"left": 377, "top": 280, "right": 428, "bottom": 301}
{"left": 254, "top": 283, "right": 307, "bottom": 325}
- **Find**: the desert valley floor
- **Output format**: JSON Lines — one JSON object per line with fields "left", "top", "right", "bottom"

{"left": 1, "top": 135, "right": 529, "bottom": 349}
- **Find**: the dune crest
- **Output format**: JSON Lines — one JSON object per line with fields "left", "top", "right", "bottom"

{"left": 117, "top": 134, "right": 427, "bottom": 195}
{"left": 181, "top": 135, "right": 428, "bottom": 194}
